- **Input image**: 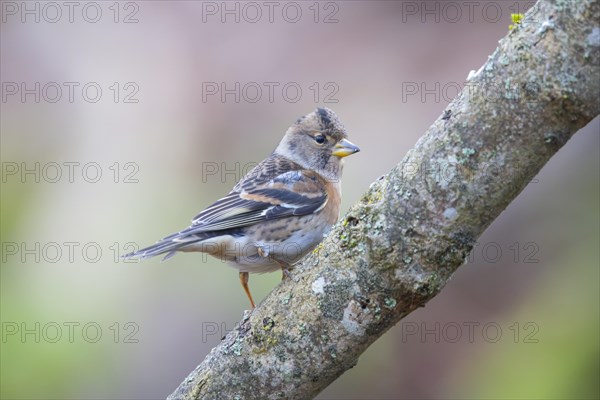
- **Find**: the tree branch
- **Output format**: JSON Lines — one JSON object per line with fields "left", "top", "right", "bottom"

{"left": 168, "top": 0, "right": 599, "bottom": 398}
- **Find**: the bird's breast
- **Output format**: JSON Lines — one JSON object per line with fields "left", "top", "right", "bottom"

{"left": 322, "top": 180, "right": 342, "bottom": 225}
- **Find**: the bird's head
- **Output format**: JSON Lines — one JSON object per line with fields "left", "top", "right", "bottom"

{"left": 275, "top": 107, "right": 360, "bottom": 181}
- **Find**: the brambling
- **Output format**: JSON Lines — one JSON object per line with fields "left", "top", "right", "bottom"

{"left": 123, "top": 107, "right": 360, "bottom": 308}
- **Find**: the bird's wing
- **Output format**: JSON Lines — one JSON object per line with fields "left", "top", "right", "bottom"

{"left": 187, "top": 156, "right": 328, "bottom": 233}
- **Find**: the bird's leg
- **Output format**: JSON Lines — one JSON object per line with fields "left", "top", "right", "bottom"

{"left": 277, "top": 260, "right": 293, "bottom": 282}
{"left": 239, "top": 272, "right": 256, "bottom": 309}
{"left": 257, "top": 244, "right": 294, "bottom": 281}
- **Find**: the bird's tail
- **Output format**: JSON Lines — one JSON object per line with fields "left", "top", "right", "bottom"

{"left": 122, "top": 230, "right": 209, "bottom": 262}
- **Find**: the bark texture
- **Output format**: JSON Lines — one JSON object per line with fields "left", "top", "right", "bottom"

{"left": 169, "top": 0, "right": 600, "bottom": 398}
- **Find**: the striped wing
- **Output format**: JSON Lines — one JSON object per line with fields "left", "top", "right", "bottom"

{"left": 187, "top": 155, "right": 327, "bottom": 233}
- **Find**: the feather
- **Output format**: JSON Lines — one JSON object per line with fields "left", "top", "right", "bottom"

{"left": 188, "top": 155, "right": 328, "bottom": 232}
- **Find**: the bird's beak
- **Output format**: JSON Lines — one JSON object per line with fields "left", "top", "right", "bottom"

{"left": 332, "top": 138, "right": 360, "bottom": 158}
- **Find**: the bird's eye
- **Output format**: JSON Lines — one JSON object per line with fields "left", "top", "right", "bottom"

{"left": 314, "top": 134, "right": 326, "bottom": 144}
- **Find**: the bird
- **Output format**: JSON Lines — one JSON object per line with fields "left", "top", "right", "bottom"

{"left": 123, "top": 107, "right": 360, "bottom": 308}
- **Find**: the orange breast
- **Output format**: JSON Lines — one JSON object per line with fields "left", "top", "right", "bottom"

{"left": 322, "top": 180, "right": 342, "bottom": 225}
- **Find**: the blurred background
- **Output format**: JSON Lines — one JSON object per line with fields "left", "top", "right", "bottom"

{"left": 1, "top": 1, "right": 598, "bottom": 399}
